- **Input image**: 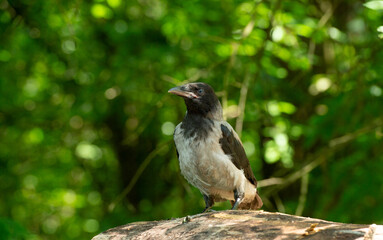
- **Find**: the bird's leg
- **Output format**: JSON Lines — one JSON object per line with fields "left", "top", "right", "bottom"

{"left": 231, "top": 189, "right": 244, "bottom": 210}
{"left": 202, "top": 194, "right": 215, "bottom": 213}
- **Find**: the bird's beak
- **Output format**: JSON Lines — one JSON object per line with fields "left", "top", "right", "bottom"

{"left": 168, "top": 86, "right": 198, "bottom": 99}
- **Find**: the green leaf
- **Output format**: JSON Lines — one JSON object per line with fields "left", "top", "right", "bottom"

{"left": 364, "top": 1, "right": 383, "bottom": 10}
{"left": 91, "top": 4, "right": 113, "bottom": 19}
{"left": 0, "top": 218, "right": 30, "bottom": 239}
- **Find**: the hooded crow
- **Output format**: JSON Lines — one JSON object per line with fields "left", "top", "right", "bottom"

{"left": 169, "top": 82, "right": 263, "bottom": 212}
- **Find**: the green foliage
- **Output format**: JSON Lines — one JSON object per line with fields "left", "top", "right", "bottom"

{"left": 0, "top": 218, "right": 30, "bottom": 240}
{"left": 1, "top": 0, "right": 383, "bottom": 239}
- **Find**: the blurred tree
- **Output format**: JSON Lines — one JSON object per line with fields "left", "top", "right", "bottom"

{"left": 0, "top": 0, "right": 383, "bottom": 239}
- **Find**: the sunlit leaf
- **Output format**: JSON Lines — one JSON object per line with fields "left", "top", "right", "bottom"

{"left": 107, "top": 0, "right": 121, "bottom": 8}
{"left": 91, "top": 4, "right": 113, "bottom": 19}
{"left": 364, "top": 1, "right": 383, "bottom": 10}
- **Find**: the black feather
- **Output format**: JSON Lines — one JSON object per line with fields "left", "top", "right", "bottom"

{"left": 180, "top": 114, "right": 214, "bottom": 141}
{"left": 219, "top": 124, "right": 257, "bottom": 187}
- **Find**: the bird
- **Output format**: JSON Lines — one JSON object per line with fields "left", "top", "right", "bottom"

{"left": 168, "top": 82, "right": 263, "bottom": 212}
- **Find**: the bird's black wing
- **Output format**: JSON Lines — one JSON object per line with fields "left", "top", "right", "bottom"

{"left": 174, "top": 130, "right": 180, "bottom": 160}
{"left": 219, "top": 123, "right": 257, "bottom": 187}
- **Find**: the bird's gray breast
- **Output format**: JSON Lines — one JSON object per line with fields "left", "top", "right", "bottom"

{"left": 173, "top": 121, "right": 244, "bottom": 198}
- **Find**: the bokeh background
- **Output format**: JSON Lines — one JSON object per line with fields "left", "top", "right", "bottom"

{"left": 1, "top": 0, "right": 383, "bottom": 239}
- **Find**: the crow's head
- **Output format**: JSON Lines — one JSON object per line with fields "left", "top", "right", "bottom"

{"left": 168, "top": 82, "right": 222, "bottom": 119}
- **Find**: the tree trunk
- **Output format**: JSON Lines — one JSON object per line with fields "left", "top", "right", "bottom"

{"left": 92, "top": 210, "right": 382, "bottom": 240}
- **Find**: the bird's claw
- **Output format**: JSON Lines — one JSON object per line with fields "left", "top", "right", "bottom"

{"left": 231, "top": 197, "right": 241, "bottom": 210}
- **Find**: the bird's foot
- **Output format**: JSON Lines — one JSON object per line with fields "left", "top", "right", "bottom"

{"left": 231, "top": 190, "right": 244, "bottom": 210}
{"left": 202, "top": 206, "right": 212, "bottom": 213}
{"left": 231, "top": 198, "right": 241, "bottom": 210}
{"left": 202, "top": 195, "right": 215, "bottom": 213}
{"left": 202, "top": 208, "right": 216, "bottom": 213}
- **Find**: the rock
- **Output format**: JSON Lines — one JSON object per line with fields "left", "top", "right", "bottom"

{"left": 92, "top": 210, "right": 383, "bottom": 240}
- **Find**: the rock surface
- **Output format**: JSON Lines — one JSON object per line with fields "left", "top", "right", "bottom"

{"left": 92, "top": 210, "right": 383, "bottom": 240}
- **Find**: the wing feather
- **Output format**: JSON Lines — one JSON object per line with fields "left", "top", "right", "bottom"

{"left": 219, "top": 123, "right": 257, "bottom": 187}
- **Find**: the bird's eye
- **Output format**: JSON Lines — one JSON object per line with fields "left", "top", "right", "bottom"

{"left": 197, "top": 89, "right": 203, "bottom": 94}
